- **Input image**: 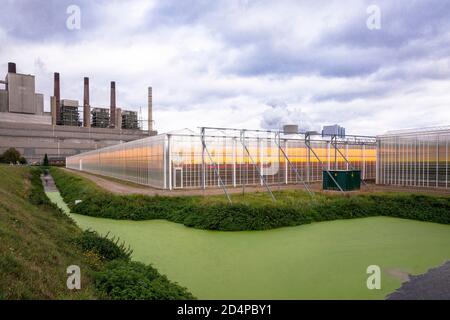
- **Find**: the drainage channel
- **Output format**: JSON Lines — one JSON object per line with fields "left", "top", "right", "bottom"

{"left": 41, "top": 172, "right": 73, "bottom": 215}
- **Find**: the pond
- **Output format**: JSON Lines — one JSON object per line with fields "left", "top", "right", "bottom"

{"left": 47, "top": 191, "right": 450, "bottom": 299}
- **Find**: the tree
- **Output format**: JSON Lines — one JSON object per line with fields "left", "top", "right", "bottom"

{"left": 1, "top": 148, "right": 22, "bottom": 164}
{"left": 43, "top": 154, "right": 49, "bottom": 167}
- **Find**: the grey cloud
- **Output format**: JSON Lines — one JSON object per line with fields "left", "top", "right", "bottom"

{"left": 148, "top": 0, "right": 218, "bottom": 26}
{"left": 311, "top": 82, "right": 403, "bottom": 103}
{"left": 217, "top": 0, "right": 450, "bottom": 79}
{"left": 323, "top": 0, "right": 450, "bottom": 49}
{"left": 0, "top": 0, "right": 103, "bottom": 41}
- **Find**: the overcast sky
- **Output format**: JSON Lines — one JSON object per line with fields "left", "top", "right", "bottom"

{"left": 1, "top": 0, "right": 449, "bottom": 135}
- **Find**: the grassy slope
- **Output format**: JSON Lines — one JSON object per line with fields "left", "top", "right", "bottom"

{"left": 0, "top": 165, "right": 99, "bottom": 299}
{"left": 52, "top": 168, "right": 450, "bottom": 231}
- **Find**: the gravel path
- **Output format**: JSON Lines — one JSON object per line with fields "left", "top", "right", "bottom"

{"left": 387, "top": 261, "right": 450, "bottom": 300}
{"left": 62, "top": 168, "right": 315, "bottom": 196}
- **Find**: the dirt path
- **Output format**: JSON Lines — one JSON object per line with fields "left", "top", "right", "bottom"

{"left": 63, "top": 168, "right": 450, "bottom": 197}
{"left": 63, "top": 168, "right": 323, "bottom": 196}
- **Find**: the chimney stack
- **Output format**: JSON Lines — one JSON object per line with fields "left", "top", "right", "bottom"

{"left": 50, "top": 96, "right": 57, "bottom": 125}
{"left": 8, "top": 62, "right": 16, "bottom": 74}
{"left": 83, "top": 77, "right": 90, "bottom": 127}
{"left": 54, "top": 73, "right": 61, "bottom": 125}
{"left": 116, "top": 108, "right": 122, "bottom": 129}
{"left": 110, "top": 81, "right": 116, "bottom": 128}
{"left": 148, "top": 87, "right": 153, "bottom": 133}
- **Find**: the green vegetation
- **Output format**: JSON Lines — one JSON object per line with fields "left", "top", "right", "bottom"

{"left": 52, "top": 168, "right": 450, "bottom": 231}
{"left": 0, "top": 165, "right": 98, "bottom": 299}
{"left": 95, "top": 260, "right": 195, "bottom": 300}
{"left": 43, "top": 154, "right": 49, "bottom": 167}
{"left": 0, "top": 148, "right": 27, "bottom": 164}
{"left": 0, "top": 165, "right": 194, "bottom": 300}
{"left": 75, "top": 230, "right": 133, "bottom": 262}
{"left": 73, "top": 229, "right": 193, "bottom": 299}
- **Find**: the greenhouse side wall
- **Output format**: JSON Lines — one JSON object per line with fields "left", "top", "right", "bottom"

{"left": 377, "top": 130, "right": 450, "bottom": 189}
{"left": 66, "top": 134, "right": 166, "bottom": 189}
{"left": 168, "top": 134, "right": 376, "bottom": 190}
{"left": 66, "top": 132, "right": 376, "bottom": 191}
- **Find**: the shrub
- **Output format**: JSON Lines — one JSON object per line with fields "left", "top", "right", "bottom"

{"left": 76, "top": 230, "right": 133, "bottom": 262}
{"left": 94, "top": 260, "right": 195, "bottom": 300}
{"left": 43, "top": 154, "right": 49, "bottom": 167}
{"left": 1, "top": 148, "right": 24, "bottom": 164}
{"left": 28, "top": 168, "right": 53, "bottom": 207}
{"left": 52, "top": 168, "right": 450, "bottom": 231}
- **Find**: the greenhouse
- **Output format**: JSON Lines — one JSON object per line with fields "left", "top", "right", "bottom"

{"left": 377, "top": 126, "right": 450, "bottom": 189}
{"left": 66, "top": 127, "right": 377, "bottom": 190}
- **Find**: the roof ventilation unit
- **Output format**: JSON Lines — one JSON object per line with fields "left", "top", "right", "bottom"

{"left": 283, "top": 124, "right": 299, "bottom": 135}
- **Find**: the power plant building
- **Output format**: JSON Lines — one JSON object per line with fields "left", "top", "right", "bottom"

{"left": 0, "top": 62, "right": 157, "bottom": 163}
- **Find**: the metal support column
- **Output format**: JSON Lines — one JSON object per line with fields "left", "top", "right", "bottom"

{"left": 275, "top": 132, "right": 314, "bottom": 198}
{"left": 240, "top": 130, "right": 276, "bottom": 202}
{"left": 168, "top": 134, "right": 172, "bottom": 190}
{"left": 201, "top": 128, "right": 206, "bottom": 190}
{"left": 232, "top": 137, "right": 237, "bottom": 188}
{"left": 200, "top": 128, "right": 232, "bottom": 204}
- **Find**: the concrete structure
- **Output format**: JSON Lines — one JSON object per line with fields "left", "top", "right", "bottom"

{"left": 322, "top": 124, "right": 346, "bottom": 138}
{"left": 0, "top": 62, "right": 157, "bottom": 164}
{"left": 283, "top": 124, "right": 299, "bottom": 135}
{"left": 0, "top": 120, "right": 149, "bottom": 163}
{"left": 0, "top": 62, "right": 44, "bottom": 115}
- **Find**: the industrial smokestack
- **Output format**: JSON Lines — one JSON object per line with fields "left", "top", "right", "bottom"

{"left": 50, "top": 96, "right": 57, "bottom": 126}
{"left": 148, "top": 87, "right": 153, "bottom": 133}
{"left": 54, "top": 73, "right": 61, "bottom": 125}
{"left": 116, "top": 108, "right": 122, "bottom": 129}
{"left": 110, "top": 81, "right": 116, "bottom": 128}
{"left": 83, "top": 77, "right": 90, "bottom": 127}
{"left": 8, "top": 62, "right": 16, "bottom": 74}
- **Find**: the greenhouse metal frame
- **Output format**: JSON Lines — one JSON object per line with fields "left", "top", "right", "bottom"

{"left": 377, "top": 126, "right": 450, "bottom": 189}
{"left": 66, "top": 127, "right": 377, "bottom": 192}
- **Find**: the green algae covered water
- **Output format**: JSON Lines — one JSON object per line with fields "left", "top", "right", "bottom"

{"left": 46, "top": 191, "right": 450, "bottom": 299}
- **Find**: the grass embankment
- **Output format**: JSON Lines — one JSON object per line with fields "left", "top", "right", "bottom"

{"left": 0, "top": 165, "right": 98, "bottom": 299}
{"left": 52, "top": 168, "right": 450, "bottom": 231}
{"left": 0, "top": 165, "right": 194, "bottom": 300}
